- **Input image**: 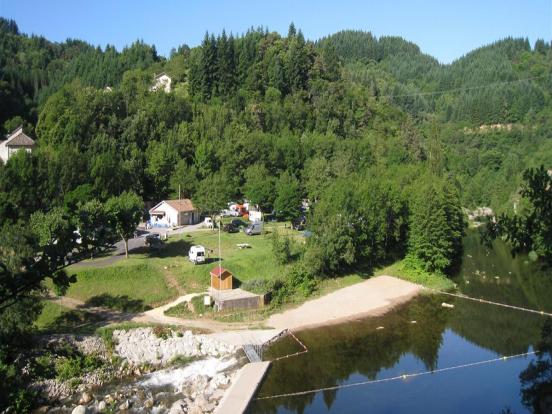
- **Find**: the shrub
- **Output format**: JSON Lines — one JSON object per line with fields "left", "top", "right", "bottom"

{"left": 288, "top": 263, "right": 317, "bottom": 297}
{"left": 272, "top": 231, "right": 292, "bottom": 264}
{"left": 164, "top": 302, "right": 193, "bottom": 317}
{"left": 241, "top": 279, "right": 275, "bottom": 295}
{"left": 152, "top": 326, "right": 171, "bottom": 339}
{"left": 191, "top": 295, "right": 209, "bottom": 314}
{"left": 272, "top": 263, "right": 316, "bottom": 304}
{"left": 55, "top": 354, "right": 102, "bottom": 381}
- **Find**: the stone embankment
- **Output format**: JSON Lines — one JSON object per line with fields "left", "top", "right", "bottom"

{"left": 113, "top": 328, "right": 237, "bottom": 365}
{"left": 33, "top": 328, "right": 243, "bottom": 413}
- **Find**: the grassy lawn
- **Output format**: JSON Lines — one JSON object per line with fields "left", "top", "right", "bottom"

{"left": 34, "top": 300, "right": 107, "bottom": 334}
{"left": 169, "top": 224, "right": 303, "bottom": 291}
{"left": 62, "top": 222, "right": 453, "bottom": 321}
{"left": 65, "top": 262, "right": 174, "bottom": 309}
{"left": 34, "top": 300, "right": 73, "bottom": 330}
{"left": 61, "top": 223, "right": 305, "bottom": 309}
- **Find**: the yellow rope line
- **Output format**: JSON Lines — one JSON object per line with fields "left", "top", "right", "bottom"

{"left": 427, "top": 288, "right": 552, "bottom": 317}
{"left": 270, "top": 329, "right": 309, "bottom": 362}
{"left": 256, "top": 351, "right": 537, "bottom": 400}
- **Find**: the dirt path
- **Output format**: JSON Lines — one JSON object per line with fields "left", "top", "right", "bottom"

{"left": 51, "top": 276, "right": 422, "bottom": 338}
{"left": 161, "top": 267, "right": 186, "bottom": 296}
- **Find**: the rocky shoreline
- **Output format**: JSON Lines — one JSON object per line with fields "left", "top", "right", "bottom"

{"left": 30, "top": 327, "right": 243, "bottom": 413}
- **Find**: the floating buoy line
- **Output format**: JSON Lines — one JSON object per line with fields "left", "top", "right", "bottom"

{"left": 256, "top": 351, "right": 538, "bottom": 400}
{"left": 427, "top": 288, "right": 552, "bottom": 317}
{"left": 256, "top": 286, "right": 551, "bottom": 401}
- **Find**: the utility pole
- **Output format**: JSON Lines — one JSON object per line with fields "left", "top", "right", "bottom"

{"left": 218, "top": 214, "right": 222, "bottom": 270}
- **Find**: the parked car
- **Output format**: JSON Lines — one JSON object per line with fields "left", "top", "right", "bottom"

{"left": 189, "top": 245, "right": 206, "bottom": 264}
{"left": 145, "top": 233, "right": 160, "bottom": 242}
{"left": 231, "top": 219, "right": 245, "bottom": 227}
{"left": 145, "top": 235, "right": 164, "bottom": 250}
{"left": 222, "top": 223, "right": 239, "bottom": 233}
{"left": 244, "top": 221, "right": 264, "bottom": 236}
{"left": 291, "top": 216, "right": 307, "bottom": 231}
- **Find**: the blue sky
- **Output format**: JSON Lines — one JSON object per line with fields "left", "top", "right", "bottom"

{"left": 0, "top": 0, "right": 550, "bottom": 63}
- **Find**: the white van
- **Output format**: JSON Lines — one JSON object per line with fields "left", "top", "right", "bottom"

{"left": 203, "top": 217, "right": 214, "bottom": 229}
{"left": 249, "top": 210, "right": 263, "bottom": 223}
{"left": 189, "top": 245, "right": 206, "bottom": 264}
{"left": 244, "top": 222, "right": 263, "bottom": 236}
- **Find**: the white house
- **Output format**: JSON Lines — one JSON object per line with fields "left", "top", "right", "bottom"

{"left": 0, "top": 126, "right": 36, "bottom": 164}
{"left": 150, "top": 72, "right": 172, "bottom": 93}
{"left": 148, "top": 199, "right": 200, "bottom": 227}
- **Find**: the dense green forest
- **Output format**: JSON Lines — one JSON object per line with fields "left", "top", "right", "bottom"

{"left": 0, "top": 18, "right": 551, "bottom": 409}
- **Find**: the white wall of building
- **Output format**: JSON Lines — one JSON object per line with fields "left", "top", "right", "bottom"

{"left": 0, "top": 143, "right": 32, "bottom": 164}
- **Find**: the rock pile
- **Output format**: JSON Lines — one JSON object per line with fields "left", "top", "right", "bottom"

{"left": 113, "top": 328, "right": 236, "bottom": 365}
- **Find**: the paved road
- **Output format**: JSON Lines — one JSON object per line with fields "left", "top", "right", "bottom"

{"left": 72, "top": 223, "right": 210, "bottom": 268}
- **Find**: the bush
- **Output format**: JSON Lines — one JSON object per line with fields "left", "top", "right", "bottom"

{"left": 241, "top": 279, "right": 275, "bottom": 295}
{"left": 164, "top": 302, "right": 193, "bottom": 317}
{"left": 272, "top": 231, "right": 292, "bottom": 265}
{"left": 393, "top": 255, "right": 455, "bottom": 290}
{"left": 55, "top": 354, "right": 102, "bottom": 381}
{"left": 152, "top": 326, "right": 171, "bottom": 339}
{"left": 191, "top": 295, "right": 209, "bottom": 314}
{"left": 288, "top": 264, "right": 317, "bottom": 297}
{"left": 272, "top": 263, "right": 317, "bottom": 304}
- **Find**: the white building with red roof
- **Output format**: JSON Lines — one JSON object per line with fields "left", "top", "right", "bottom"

{"left": 148, "top": 199, "right": 200, "bottom": 227}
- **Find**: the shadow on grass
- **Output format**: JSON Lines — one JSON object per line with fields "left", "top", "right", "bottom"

{"left": 151, "top": 239, "right": 193, "bottom": 259}
{"left": 40, "top": 309, "right": 109, "bottom": 334}
{"left": 83, "top": 294, "right": 151, "bottom": 312}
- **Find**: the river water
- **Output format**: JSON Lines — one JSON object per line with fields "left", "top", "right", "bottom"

{"left": 251, "top": 231, "right": 552, "bottom": 413}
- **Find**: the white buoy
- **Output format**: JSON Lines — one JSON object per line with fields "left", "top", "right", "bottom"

{"left": 441, "top": 302, "right": 455, "bottom": 309}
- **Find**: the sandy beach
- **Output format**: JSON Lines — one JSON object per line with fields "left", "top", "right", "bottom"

{"left": 267, "top": 275, "right": 422, "bottom": 331}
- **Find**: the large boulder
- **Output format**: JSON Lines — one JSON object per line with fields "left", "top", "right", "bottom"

{"left": 71, "top": 406, "right": 87, "bottom": 414}
{"left": 169, "top": 399, "right": 187, "bottom": 414}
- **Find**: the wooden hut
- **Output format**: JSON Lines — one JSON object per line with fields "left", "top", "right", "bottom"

{"left": 210, "top": 266, "right": 233, "bottom": 290}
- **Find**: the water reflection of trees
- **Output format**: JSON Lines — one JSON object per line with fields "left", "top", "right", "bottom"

{"left": 447, "top": 298, "right": 543, "bottom": 355}
{"left": 253, "top": 295, "right": 447, "bottom": 413}
{"left": 457, "top": 232, "right": 552, "bottom": 314}
{"left": 520, "top": 318, "right": 552, "bottom": 414}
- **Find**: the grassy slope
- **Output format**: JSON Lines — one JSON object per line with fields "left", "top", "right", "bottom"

{"left": 65, "top": 262, "right": 172, "bottom": 307}
{"left": 62, "top": 223, "right": 454, "bottom": 323}
{"left": 62, "top": 223, "right": 302, "bottom": 305}
{"left": 376, "top": 260, "right": 456, "bottom": 291}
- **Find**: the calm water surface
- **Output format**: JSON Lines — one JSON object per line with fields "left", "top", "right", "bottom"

{"left": 251, "top": 232, "right": 552, "bottom": 413}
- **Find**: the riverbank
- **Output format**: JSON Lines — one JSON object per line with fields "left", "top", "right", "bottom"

{"left": 267, "top": 275, "right": 423, "bottom": 331}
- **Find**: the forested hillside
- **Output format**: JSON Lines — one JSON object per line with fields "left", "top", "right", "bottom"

{"left": 0, "top": 17, "right": 551, "bottom": 409}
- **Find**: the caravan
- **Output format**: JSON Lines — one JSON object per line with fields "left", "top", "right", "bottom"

{"left": 188, "top": 245, "right": 206, "bottom": 264}
{"left": 244, "top": 221, "right": 263, "bottom": 236}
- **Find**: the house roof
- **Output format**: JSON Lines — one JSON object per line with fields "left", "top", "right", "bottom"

{"left": 149, "top": 199, "right": 196, "bottom": 214}
{"left": 3, "top": 126, "right": 35, "bottom": 147}
{"left": 153, "top": 72, "right": 170, "bottom": 80}
{"left": 210, "top": 266, "right": 231, "bottom": 277}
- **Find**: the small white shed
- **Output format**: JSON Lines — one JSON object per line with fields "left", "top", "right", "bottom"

{"left": 149, "top": 199, "right": 200, "bottom": 228}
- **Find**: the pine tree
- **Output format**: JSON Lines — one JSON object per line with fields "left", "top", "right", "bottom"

{"left": 216, "top": 30, "right": 236, "bottom": 97}
{"left": 408, "top": 178, "right": 454, "bottom": 273}
{"left": 199, "top": 32, "right": 217, "bottom": 99}
{"left": 287, "top": 22, "right": 297, "bottom": 38}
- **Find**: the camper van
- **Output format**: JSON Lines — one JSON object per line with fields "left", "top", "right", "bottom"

{"left": 244, "top": 221, "right": 263, "bottom": 236}
{"left": 188, "top": 245, "right": 206, "bottom": 264}
{"left": 249, "top": 210, "right": 263, "bottom": 223}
